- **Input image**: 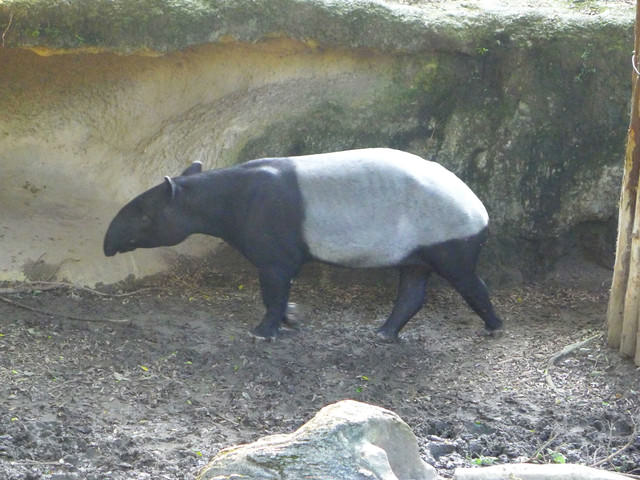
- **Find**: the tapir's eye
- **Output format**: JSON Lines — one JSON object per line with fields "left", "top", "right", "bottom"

{"left": 141, "top": 215, "right": 151, "bottom": 225}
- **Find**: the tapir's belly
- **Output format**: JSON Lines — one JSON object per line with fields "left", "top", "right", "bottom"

{"left": 292, "top": 149, "right": 488, "bottom": 268}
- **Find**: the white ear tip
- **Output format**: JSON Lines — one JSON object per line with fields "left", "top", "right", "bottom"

{"left": 194, "top": 160, "right": 203, "bottom": 165}
{"left": 164, "top": 176, "right": 177, "bottom": 199}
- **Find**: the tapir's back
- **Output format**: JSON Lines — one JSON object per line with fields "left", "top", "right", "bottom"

{"left": 290, "top": 148, "right": 488, "bottom": 268}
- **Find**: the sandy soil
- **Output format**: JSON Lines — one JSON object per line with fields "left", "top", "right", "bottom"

{"left": 0, "top": 257, "right": 639, "bottom": 479}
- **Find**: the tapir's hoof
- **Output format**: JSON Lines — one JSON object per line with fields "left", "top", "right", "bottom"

{"left": 248, "top": 328, "right": 278, "bottom": 342}
{"left": 479, "top": 327, "right": 504, "bottom": 338}
{"left": 281, "top": 318, "right": 300, "bottom": 331}
{"left": 375, "top": 328, "right": 400, "bottom": 343}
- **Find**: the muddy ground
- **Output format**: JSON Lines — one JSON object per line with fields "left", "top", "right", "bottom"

{"left": 0, "top": 255, "right": 639, "bottom": 480}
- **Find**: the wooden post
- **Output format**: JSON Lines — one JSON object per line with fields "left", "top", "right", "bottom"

{"left": 606, "top": 124, "right": 637, "bottom": 350}
{"left": 606, "top": 0, "right": 640, "bottom": 365}
{"left": 620, "top": 195, "right": 640, "bottom": 357}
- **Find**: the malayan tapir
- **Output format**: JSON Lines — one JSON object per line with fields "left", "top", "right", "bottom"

{"left": 103, "top": 148, "right": 503, "bottom": 341}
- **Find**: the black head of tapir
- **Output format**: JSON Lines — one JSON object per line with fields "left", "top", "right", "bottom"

{"left": 104, "top": 148, "right": 503, "bottom": 342}
{"left": 103, "top": 162, "right": 203, "bottom": 257}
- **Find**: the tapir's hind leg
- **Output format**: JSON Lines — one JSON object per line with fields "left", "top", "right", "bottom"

{"left": 441, "top": 271, "right": 502, "bottom": 332}
{"left": 425, "top": 239, "right": 503, "bottom": 333}
{"left": 376, "top": 266, "right": 431, "bottom": 342}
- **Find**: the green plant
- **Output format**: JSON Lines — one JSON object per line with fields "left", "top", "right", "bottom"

{"left": 472, "top": 455, "right": 497, "bottom": 466}
{"left": 574, "top": 45, "right": 597, "bottom": 83}
{"left": 355, "top": 374, "right": 370, "bottom": 393}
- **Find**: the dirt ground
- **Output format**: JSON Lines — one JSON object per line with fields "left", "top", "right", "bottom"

{"left": 0, "top": 255, "right": 639, "bottom": 480}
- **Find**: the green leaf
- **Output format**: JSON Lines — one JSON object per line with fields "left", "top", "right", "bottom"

{"left": 472, "top": 456, "right": 497, "bottom": 466}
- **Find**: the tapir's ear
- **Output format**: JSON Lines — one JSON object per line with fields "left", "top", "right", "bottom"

{"left": 180, "top": 161, "right": 202, "bottom": 176}
{"left": 164, "top": 176, "right": 177, "bottom": 199}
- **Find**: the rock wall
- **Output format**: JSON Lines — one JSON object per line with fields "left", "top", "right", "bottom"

{"left": 0, "top": 1, "right": 634, "bottom": 285}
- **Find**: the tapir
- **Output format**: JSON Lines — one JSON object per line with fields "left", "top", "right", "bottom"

{"left": 103, "top": 148, "right": 503, "bottom": 341}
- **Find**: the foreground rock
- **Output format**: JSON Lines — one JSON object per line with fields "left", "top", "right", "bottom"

{"left": 197, "top": 399, "right": 436, "bottom": 480}
{"left": 454, "top": 464, "right": 631, "bottom": 480}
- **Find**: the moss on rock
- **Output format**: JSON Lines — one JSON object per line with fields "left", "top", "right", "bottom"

{"left": 0, "top": 0, "right": 633, "bottom": 54}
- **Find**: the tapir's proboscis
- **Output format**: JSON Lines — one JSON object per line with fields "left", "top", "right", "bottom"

{"left": 104, "top": 148, "right": 503, "bottom": 341}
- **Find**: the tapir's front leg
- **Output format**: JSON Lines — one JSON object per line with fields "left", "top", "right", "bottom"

{"left": 251, "top": 266, "right": 293, "bottom": 340}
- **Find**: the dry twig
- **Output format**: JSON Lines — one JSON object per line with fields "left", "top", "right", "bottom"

{"left": 0, "top": 295, "right": 130, "bottom": 324}
{"left": 527, "top": 430, "right": 560, "bottom": 463}
{"left": 9, "top": 460, "right": 65, "bottom": 466}
{"left": 0, "top": 280, "right": 169, "bottom": 325}
{"left": 544, "top": 332, "right": 603, "bottom": 390}
{"left": 2, "top": 12, "right": 14, "bottom": 48}
{"left": 0, "top": 280, "right": 166, "bottom": 297}
{"left": 591, "top": 415, "right": 638, "bottom": 468}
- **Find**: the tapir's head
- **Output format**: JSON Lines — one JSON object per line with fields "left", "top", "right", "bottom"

{"left": 103, "top": 161, "right": 203, "bottom": 257}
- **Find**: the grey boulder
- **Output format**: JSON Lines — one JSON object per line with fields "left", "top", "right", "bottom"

{"left": 197, "top": 399, "right": 436, "bottom": 480}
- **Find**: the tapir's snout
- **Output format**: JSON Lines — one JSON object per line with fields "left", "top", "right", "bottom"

{"left": 103, "top": 234, "right": 118, "bottom": 257}
{"left": 104, "top": 221, "right": 142, "bottom": 256}
{"left": 103, "top": 238, "right": 136, "bottom": 256}
{"left": 103, "top": 233, "right": 137, "bottom": 257}
{"left": 103, "top": 222, "right": 128, "bottom": 257}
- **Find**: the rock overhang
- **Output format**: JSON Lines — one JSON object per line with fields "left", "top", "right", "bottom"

{"left": 0, "top": 0, "right": 634, "bottom": 285}
{"left": 0, "top": 0, "right": 633, "bottom": 55}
